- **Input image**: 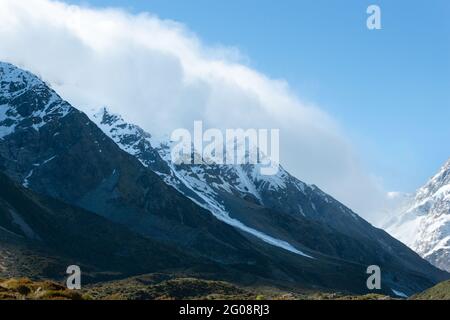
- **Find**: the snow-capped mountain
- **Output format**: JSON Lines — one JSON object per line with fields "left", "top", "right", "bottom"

{"left": 386, "top": 159, "right": 450, "bottom": 272}
{"left": 87, "top": 106, "right": 450, "bottom": 296}
{"left": 1, "top": 62, "right": 448, "bottom": 296}
{"left": 0, "top": 62, "right": 276, "bottom": 270}
{"left": 0, "top": 62, "right": 72, "bottom": 139}
{"left": 89, "top": 107, "right": 312, "bottom": 257}
{"left": 88, "top": 107, "right": 373, "bottom": 255}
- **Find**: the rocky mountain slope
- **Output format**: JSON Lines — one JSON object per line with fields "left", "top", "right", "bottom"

{"left": 0, "top": 170, "right": 206, "bottom": 281}
{"left": 0, "top": 61, "right": 448, "bottom": 296}
{"left": 386, "top": 159, "right": 450, "bottom": 272}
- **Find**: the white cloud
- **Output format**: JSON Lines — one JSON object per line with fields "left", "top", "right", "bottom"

{"left": 0, "top": 0, "right": 390, "bottom": 223}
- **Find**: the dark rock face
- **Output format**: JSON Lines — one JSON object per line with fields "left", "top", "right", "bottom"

{"left": 0, "top": 62, "right": 448, "bottom": 296}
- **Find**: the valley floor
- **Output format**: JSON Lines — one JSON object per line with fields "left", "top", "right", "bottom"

{"left": 0, "top": 274, "right": 401, "bottom": 300}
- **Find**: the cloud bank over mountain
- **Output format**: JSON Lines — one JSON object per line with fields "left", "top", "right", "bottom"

{"left": 0, "top": 0, "right": 390, "bottom": 223}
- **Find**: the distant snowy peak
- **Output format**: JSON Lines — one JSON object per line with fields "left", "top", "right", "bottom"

{"left": 386, "top": 158, "right": 450, "bottom": 272}
{"left": 416, "top": 159, "right": 450, "bottom": 203}
{"left": 407, "top": 159, "right": 450, "bottom": 219}
{"left": 0, "top": 62, "right": 72, "bottom": 138}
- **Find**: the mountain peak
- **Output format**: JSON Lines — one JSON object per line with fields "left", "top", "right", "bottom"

{"left": 386, "top": 157, "right": 450, "bottom": 272}
{"left": 0, "top": 62, "right": 72, "bottom": 139}
{"left": 0, "top": 62, "right": 44, "bottom": 96}
{"left": 92, "top": 106, "right": 125, "bottom": 126}
{"left": 416, "top": 158, "right": 450, "bottom": 203}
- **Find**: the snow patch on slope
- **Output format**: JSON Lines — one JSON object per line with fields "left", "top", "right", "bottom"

{"left": 391, "top": 289, "right": 408, "bottom": 298}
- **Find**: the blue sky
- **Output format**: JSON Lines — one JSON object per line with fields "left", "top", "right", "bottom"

{"left": 66, "top": 0, "right": 449, "bottom": 192}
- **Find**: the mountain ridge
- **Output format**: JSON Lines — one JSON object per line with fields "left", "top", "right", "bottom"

{"left": 1, "top": 61, "right": 448, "bottom": 296}
{"left": 86, "top": 105, "right": 450, "bottom": 295}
